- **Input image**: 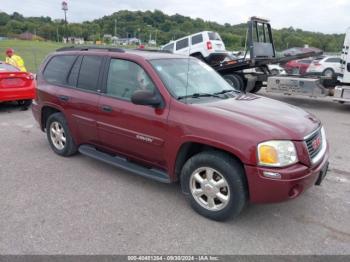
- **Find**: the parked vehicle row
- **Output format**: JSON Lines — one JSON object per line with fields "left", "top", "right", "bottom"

{"left": 31, "top": 47, "right": 329, "bottom": 221}
{"left": 282, "top": 56, "right": 342, "bottom": 77}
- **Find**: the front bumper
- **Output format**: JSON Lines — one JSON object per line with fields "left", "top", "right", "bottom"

{"left": 244, "top": 147, "right": 329, "bottom": 204}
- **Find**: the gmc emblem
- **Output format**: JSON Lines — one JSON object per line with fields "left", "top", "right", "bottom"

{"left": 312, "top": 136, "right": 321, "bottom": 150}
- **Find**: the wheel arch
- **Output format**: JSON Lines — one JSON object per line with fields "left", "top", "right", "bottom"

{"left": 173, "top": 140, "right": 250, "bottom": 201}
{"left": 40, "top": 104, "right": 63, "bottom": 131}
{"left": 173, "top": 141, "right": 246, "bottom": 181}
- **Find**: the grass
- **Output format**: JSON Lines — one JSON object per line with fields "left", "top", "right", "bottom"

{"left": 0, "top": 40, "right": 150, "bottom": 73}
{"left": 0, "top": 40, "right": 66, "bottom": 72}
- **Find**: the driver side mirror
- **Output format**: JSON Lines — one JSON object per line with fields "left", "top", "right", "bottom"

{"left": 131, "top": 89, "right": 162, "bottom": 108}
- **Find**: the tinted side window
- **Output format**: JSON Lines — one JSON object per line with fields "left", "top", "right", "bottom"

{"left": 44, "top": 55, "right": 77, "bottom": 85}
{"left": 192, "top": 34, "right": 203, "bottom": 45}
{"left": 106, "top": 59, "right": 155, "bottom": 101}
{"left": 176, "top": 38, "right": 189, "bottom": 50}
{"left": 77, "top": 56, "right": 103, "bottom": 92}
{"left": 325, "top": 58, "right": 341, "bottom": 63}
{"left": 68, "top": 56, "right": 82, "bottom": 87}
{"left": 163, "top": 43, "right": 174, "bottom": 52}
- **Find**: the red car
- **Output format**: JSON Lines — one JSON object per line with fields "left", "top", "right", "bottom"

{"left": 283, "top": 59, "right": 313, "bottom": 75}
{"left": 32, "top": 48, "right": 329, "bottom": 221}
{"left": 0, "top": 61, "right": 35, "bottom": 110}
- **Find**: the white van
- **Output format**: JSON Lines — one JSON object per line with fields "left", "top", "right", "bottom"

{"left": 161, "top": 31, "right": 227, "bottom": 64}
{"left": 334, "top": 27, "right": 350, "bottom": 103}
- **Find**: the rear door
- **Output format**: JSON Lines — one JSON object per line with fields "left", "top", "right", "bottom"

{"left": 97, "top": 58, "right": 169, "bottom": 169}
{"left": 43, "top": 54, "right": 104, "bottom": 145}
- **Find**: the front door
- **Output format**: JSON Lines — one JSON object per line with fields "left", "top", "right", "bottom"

{"left": 97, "top": 58, "right": 169, "bottom": 169}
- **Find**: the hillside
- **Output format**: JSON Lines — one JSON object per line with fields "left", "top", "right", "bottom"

{"left": 0, "top": 10, "right": 345, "bottom": 52}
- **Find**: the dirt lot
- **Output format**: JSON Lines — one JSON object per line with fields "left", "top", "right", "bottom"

{"left": 0, "top": 91, "right": 349, "bottom": 255}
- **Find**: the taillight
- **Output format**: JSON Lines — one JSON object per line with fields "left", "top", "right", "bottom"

{"left": 207, "top": 41, "right": 213, "bottom": 50}
{"left": 26, "top": 74, "right": 35, "bottom": 80}
{"left": 313, "top": 62, "right": 321, "bottom": 66}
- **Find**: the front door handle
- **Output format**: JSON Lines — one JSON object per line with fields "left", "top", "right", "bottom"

{"left": 58, "top": 95, "right": 69, "bottom": 102}
{"left": 101, "top": 105, "right": 113, "bottom": 112}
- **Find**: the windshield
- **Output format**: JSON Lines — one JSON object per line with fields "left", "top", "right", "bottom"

{"left": 150, "top": 58, "right": 236, "bottom": 100}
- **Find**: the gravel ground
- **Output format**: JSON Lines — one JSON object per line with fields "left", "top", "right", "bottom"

{"left": 0, "top": 92, "right": 349, "bottom": 255}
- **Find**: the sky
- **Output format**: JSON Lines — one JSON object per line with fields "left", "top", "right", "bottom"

{"left": 0, "top": 0, "right": 349, "bottom": 34}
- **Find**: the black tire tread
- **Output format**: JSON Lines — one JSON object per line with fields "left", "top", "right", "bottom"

{"left": 180, "top": 150, "right": 247, "bottom": 221}
{"left": 46, "top": 112, "right": 77, "bottom": 157}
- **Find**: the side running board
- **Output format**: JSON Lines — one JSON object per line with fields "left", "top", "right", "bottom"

{"left": 78, "top": 145, "right": 171, "bottom": 183}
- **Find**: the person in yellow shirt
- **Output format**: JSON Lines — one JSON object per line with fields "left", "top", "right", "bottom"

{"left": 5, "top": 48, "right": 27, "bottom": 72}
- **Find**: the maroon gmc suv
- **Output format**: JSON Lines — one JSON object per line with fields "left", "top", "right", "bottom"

{"left": 32, "top": 47, "right": 329, "bottom": 221}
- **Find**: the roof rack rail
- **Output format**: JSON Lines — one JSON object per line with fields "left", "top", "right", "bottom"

{"left": 56, "top": 46, "right": 125, "bottom": 53}
{"left": 133, "top": 48, "right": 172, "bottom": 54}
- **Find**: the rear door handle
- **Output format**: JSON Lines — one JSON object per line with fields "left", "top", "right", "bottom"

{"left": 58, "top": 95, "right": 69, "bottom": 102}
{"left": 101, "top": 105, "right": 113, "bottom": 112}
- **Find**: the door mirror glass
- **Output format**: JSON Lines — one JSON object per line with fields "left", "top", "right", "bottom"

{"left": 131, "top": 90, "right": 162, "bottom": 108}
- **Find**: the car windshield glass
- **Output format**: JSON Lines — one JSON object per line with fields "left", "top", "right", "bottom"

{"left": 150, "top": 58, "right": 237, "bottom": 100}
{"left": 0, "top": 62, "right": 20, "bottom": 72}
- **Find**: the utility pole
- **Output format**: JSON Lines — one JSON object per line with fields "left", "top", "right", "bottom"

{"left": 61, "top": 1, "right": 68, "bottom": 43}
{"left": 114, "top": 19, "right": 117, "bottom": 37}
{"left": 56, "top": 26, "right": 59, "bottom": 42}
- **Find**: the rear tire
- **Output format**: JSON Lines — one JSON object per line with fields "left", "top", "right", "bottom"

{"left": 180, "top": 151, "right": 247, "bottom": 221}
{"left": 46, "top": 112, "right": 77, "bottom": 157}
{"left": 223, "top": 74, "right": 245, "bottom": 91}
{"left": 322, "top": 68, "right": 335, "bottom": 78}
{"left": 192, "top": 53, "right": 205, "bottom": 62}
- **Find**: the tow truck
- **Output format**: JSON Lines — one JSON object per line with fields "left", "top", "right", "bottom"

{"left": 211, "top": 17, "right": 322, "bottom": 93}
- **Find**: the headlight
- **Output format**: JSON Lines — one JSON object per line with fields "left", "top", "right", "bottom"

{"left": 257, "top": 141, "right": 298, "bottom": 167}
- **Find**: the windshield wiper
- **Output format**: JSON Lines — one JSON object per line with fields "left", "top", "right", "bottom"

{"left": 213, "top": 89, "right": 240, "bottom": 95}
{"left": 177, "top": 92, "right": 222, "bottom": 100}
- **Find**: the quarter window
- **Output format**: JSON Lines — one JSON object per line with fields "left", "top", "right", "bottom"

{"left": 44, "top": 55, "right": 77, "bottom": 85}
{"left": 176, "top": 38, "right": 189, "bottom": 50}
{"left": 163, "top": 43, "right": 174, "bottom": 52}
{"left": 192, "top": 34, "right": 203, "bottom": 45}
{"left": 106, "top": 59, "right": 155, "bottom": 100}
{"left": 77, "top": 56, "right": 103, "bottom": 92}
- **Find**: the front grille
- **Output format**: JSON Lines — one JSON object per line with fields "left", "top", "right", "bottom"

{"left": 305, "top": 129, "right": 323, "bottom": 160}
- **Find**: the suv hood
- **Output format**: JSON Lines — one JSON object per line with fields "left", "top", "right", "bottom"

{"left": 197, "top": 94, "right": 320, "bottom": 140}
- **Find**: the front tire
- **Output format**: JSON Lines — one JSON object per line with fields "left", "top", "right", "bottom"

{"left": 46, "top": 112, "right": 77, "bottom": 157}
{"left": 181, "top": 151, "right": 247, "bottom": 221}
